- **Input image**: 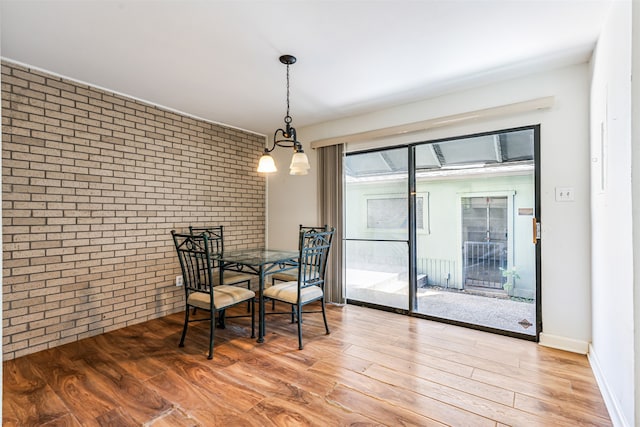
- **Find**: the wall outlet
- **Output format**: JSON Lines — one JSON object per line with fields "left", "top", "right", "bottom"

{"left": 555, "top": 187, "right": 575, "bottom": 202}
{"left": 176, "top": 275, "right": 183, "bottom": 287}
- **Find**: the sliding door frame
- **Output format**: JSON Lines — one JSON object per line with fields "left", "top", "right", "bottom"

{"left": 345, "top": 124, "right": 542, "bottom": 341}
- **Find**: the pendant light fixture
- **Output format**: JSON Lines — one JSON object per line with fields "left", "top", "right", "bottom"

{"left": 257, "top": 54, "right": 310, "bottom": 175}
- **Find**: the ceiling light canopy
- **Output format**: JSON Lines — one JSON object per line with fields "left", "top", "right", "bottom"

{"left": 257, "top": 54, "right": 310, "bottom": 176}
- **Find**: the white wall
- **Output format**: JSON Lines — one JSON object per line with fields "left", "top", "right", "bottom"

{"left": 265, "top": 146, "right": 320, "bottom": 250}
{"left": 631, "top": 3, "right": 640, "bottom": 425}
{"left": 268, "top": 64, "right": 593, "bottom": 349}
{"left": 633, "top": 3, "right": 640, "bottom": 426}
{"left": 589, "top": 2, "right": 634, "bottom": 426}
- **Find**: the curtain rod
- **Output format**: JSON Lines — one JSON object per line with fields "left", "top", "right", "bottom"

{"left": 310, "top": 96, "right": 555, "bottom": 149}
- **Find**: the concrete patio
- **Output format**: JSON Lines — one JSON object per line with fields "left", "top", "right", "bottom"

{"left": 346, "top": 269, "right": 536, "bottom": 336}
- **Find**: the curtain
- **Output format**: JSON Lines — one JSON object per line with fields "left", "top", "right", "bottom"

{"left": 318, "top": 144, "right": 345, "bottom": 304}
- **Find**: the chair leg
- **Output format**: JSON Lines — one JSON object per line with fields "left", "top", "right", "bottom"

{"left": 250, "top": 298, "right": 255, "bottom": 338}
{"left": 208, "top": 309, "right": 215, "bottom": 360}
{"left": 297, "top": 303, "right": 304, "bottom": 350}
{"left": 179, "top": 306, "right": 190, "bottom": 347}
{"left": 247, "top": 280, "right": 252, "bottom": 312}
{"left": 271, "top": 278, "right": 276, "bottom": 310}
{"left": 321, "top": 298, "right": 330, "bottom": 335}
{"left": 218, "top": 309, "right": 226, "bottom": 329}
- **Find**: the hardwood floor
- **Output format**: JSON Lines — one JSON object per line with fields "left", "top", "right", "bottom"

{"left": 3, "top": 303, "right": 611, "bottom": 426}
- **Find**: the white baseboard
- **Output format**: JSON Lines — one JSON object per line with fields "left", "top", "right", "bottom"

{"left": 538, "top": 332, "right": 589, "bottom": 354}
{"left": 588, "top": 344, "right": 629, "bottom": 427}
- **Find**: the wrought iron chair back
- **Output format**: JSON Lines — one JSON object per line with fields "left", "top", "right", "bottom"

{"left": 188, "top": 225, "right": 253, "bottom": 311}
{"left": 173, "top": 232, "right": 215, "bottom": 297}
{"left": 298, "top": 224, "right": 329, "bottom": 238}
{"left": 171, "top": 230, "right": 255, "bottom": 359}
{"left": 297, "top": 228, "right": 334, "bottom": 293}
{"left": 188, "top": 225, "right": 224, "bottom": 264}
{"left": 271, "top": 224, "right": 329, "bottom": 287}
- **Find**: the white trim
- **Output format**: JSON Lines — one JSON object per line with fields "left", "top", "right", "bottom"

{"left": 1, "top": 57, "right": 267, "bottom": 139}
{"left": 588, "top": 344, "right": 629, "bottom": 427}
{"left": 538, "top": 332, "right": 589, "bottom": 354}
{"left": 310, "top": 96, "right": 554, "bottom": 149}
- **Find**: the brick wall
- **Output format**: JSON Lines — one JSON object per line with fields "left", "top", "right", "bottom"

{"left": 1, "top": 61, "right": 266, "bottom": 360}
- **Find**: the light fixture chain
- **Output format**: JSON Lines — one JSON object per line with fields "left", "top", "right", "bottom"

{"left": 285, "top": 63, "right": 290, "bottom": 118}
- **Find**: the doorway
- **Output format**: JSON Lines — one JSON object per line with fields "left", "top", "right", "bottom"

{"left": 461, "top": 195, "right": 508, "bottom": 290}
{"left": 344, "top": 126, "right": 540, "bottom": 339}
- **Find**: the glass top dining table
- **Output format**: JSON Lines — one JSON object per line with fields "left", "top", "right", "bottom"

{"left": 219, "top": 248, "right": 298, "bottom": 343}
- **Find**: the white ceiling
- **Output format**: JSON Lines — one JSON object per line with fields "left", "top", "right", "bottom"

{"left": 1, "top": 0, "right": 612, "bottom": 137}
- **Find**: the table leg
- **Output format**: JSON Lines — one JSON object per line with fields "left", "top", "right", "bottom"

{"left": 258, "top": 266, "right": 265, "bottom": 343}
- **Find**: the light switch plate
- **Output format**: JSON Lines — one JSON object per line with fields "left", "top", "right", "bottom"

{"left": 555, "top": 187, "right": 575, "bottom": 202}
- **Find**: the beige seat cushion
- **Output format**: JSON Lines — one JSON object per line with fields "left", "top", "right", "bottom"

{"left": 221, "top": 272, "right": 253, "bottom": 286}
{"left": 271, "top": 269, "right": 319, "bottom": 282}
{"left": 187, "top": 285, "right": 255, "bottom": 310}
{"left": 263, "top": 281, "right": 323, "bottom": 304}
{"left": 271, "top": 271, "right": 297, "bottom": 282}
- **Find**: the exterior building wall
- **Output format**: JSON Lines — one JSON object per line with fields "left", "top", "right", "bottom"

{"left": 1, "top": 61, "right": 266, "bottom": 360}
{"left": 345, "top": 172, "right": 535, "bottom": 297}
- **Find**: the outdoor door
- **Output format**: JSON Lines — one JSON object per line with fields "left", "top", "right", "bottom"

{"left": 461, "top": 196, "right": 508, "bottom": 290}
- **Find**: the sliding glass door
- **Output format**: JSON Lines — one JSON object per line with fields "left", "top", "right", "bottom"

{"left": 344, "top": 126, "right": 540, "bottom": 339}
{"left": 344, "top": 147, "right": 409, "bottom": 310}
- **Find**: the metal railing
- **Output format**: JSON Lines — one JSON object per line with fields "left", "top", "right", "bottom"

{"left": 417, "top": 258, "right": 457, "bottom": 288}
{"left": 463, "top": 241, "right": 506, "bottom": 289}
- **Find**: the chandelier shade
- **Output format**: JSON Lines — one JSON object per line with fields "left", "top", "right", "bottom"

{"left": 257, "top": 152, "right": 277, "bottom": 173}
{"left": 289, "top": 149, "right": 310, "bottom": 175}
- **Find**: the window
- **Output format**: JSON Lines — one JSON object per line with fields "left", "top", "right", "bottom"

{"left": 366, "top": 196, "right": 426, "bottom": 230}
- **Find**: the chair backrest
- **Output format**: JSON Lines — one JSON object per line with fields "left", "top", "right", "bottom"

{"left": 299, "top": 224, "right": 328, "bottom": 232}
{"left": 171, "top": 231, "right": 215, "bottom": 305}
{"left": 297, "top": 225, "right": 328, "bottom": 249}
{"left": 189, "top": 226, "right": 224, "bottom": 263}
{"left": 297, "top": 227, "right": 335, "bottom": 289}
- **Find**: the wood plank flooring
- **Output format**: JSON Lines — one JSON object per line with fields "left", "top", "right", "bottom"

{"left": 3, "top": 303, "right": 611, "bottom": 426}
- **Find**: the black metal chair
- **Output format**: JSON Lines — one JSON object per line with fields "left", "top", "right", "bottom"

{"left": 269, "top": 225, "right": 329, "bottom": 311}
{"left": 189, "top": 226, "right": 254, "bottom": 311}
{"left": 171, "top": 230, "right": 255, "bottom": 359}
{"left": 263, "top": 227, "right": 335, "bottom": 349}
{"left": 270, "top": 225, "right": 329, "bottom": 285}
